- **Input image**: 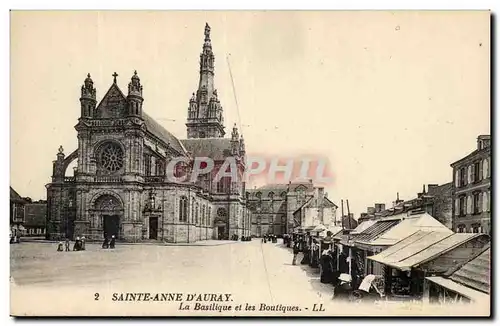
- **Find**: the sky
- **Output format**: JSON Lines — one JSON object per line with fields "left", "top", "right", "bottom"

{"left": 10, "top": 11, "right": 490, "bottom": 216}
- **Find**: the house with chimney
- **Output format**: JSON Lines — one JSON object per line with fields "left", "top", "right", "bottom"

{"left": 292, "top": 186, "right": 338, "bottom": 232}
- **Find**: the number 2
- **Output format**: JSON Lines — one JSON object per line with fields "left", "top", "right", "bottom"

{"left": 94, "top": 293, "right": 99, "bottom": 301}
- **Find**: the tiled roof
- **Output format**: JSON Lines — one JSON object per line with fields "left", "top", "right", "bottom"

{"left": 449, "top": 247, "right": 490, "bottom": 294}
{"left": 143, "top": 112, "right": 187, "bottom": 155}
{"left": 350, "top": 220, "right": 377, "bottom": 235}
{"left": 180, "top": 138, "right": 232, "bottom": 160}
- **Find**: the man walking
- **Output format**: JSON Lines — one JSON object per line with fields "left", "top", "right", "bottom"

{"left": 292, "top": 240, "right": 300, "bottom": 265}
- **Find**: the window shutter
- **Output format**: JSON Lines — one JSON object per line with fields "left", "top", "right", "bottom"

{"left": 488, "top": 191, "right": 491, "bottom": 212}
{"left": 455, "top": 199, "right": 459, "bottom": 215}
{"left": 471, "top": 164, "right": 476, "bottom": 183}
{"left": 482, "top": 192, "right": 488, "bottom": 212}
{"left": 468, "top": 165, "right": 472, "bottom": 184}
{"left": 466, "top": 195, "right": 472, "bottom": 214}
{"left": 478, "top": 161, "right": 483, "bottom": 181}
{"left": 483, "top": 159, "right": 489, "bottom": 179}
{"left": 455, "top": 170, "right": 460, "bottom": 187}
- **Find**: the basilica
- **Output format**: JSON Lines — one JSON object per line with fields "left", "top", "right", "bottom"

{"left": 46, "top": 24, "right": 252, "bottom": 243}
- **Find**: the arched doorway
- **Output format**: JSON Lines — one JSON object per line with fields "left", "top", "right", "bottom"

{"left": 93, "top": 194, "right": 123, "bottom": 239}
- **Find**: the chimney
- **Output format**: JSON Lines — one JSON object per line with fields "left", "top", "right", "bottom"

{"left": 477, "top": 135, "right": 491, "bottom": 150}
{"left": 427, "top": 184, "right": 438, "bottom": 195}
{"left": 317, "top": 187, "right": 324, "bottom": 204}
{"left": 367, "top": 207, "right": 375, "bottom": 215}
{"left": 374, "top": 203, "right": 385, "bottom": 213}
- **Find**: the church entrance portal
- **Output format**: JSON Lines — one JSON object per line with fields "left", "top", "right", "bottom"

{"left": 149, "top": 216, "right": 158, "bottom": 240}
{"left": 103, "top": 215, "right": 120, "bottom": 239}
{"left": 93, "top": 194, "right": 123, "bottom": 240}
{"left": 217, "top": 226, "right": 226, "bottom": 240}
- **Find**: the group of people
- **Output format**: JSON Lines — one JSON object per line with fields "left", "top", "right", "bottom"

{"left": 56, "top": 235, "right": 118, "bottom": 251}
{"left": 262, "top": 234, "right": 277, "bottom": 243}
{"left": 101, "top": 235, "right": 116, "bottom": 249}
{"left": 57, "top": 237, "right": 86, "bottom": 252}
{"left": 290, "top": 232, "right": 364, "bottom": 300}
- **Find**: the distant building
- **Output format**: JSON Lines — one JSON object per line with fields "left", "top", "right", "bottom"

{"left": 24, "top": 200, "right": 47, "bottom": 236}
{"left": 293, "top": 187, "right": 338, "bottom": 231}
{"left": 358, "top": 203, "right": 386, "bottom": 224}
{"left": 10, "top": 187, "right": 27, "bottom": 236}
{"left": 247, "top": 180, "right": 338, "bottom": 236}
{"left": 450, "top": 135, "right": 491, "bottom": 234}
{"left": 358, "top": 183, "right": 453, "bottom": 229}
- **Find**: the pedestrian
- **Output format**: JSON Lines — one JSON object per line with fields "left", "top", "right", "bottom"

{"left": 292, "top": 241, "right": 300, "bottom": 265}
{"left": 81, "top": 236, "right": 86, "bottom": 251}
{"left": 73, "top": 237, "right": 81, "bottom": 251}
{"left": 109, "top": 235, "right": 116, "bottom": 249}
{"left": 102, "top": 236, "right": 109, "bottom": 249}
{"left": 65, "top": 238, "right": 70, "bottom": 252}
{"left": 57, "top": 242, "right": 64, "bottom": 252}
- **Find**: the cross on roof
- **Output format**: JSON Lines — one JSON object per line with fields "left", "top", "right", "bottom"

{"left": 112, "top": 72, "right": 118, "bottom": 83}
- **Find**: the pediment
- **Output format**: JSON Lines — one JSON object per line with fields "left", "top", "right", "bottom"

{"left": 94, "top": 83, "right": 128, "bottom": 119}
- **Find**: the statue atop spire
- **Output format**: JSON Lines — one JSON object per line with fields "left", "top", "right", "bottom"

{"left": 204, "top": 23, "right": 211, "bottom": 42}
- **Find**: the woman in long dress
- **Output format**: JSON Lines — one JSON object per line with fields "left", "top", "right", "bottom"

{"left": 320, "top": 250, "right": 334, "bottom": 283}
{"left": 109, "top": 235, "right": 116, "bottom": 249}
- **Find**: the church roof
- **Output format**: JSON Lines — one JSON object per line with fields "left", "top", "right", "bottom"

{"left": 10, "top": 187, "right": 26, "bottom": 203}
{"left": 180, "top": 138, "right": 232, "bottom": 160}
{"left": 142, "top": 112, "right": 187, "bottom": 155}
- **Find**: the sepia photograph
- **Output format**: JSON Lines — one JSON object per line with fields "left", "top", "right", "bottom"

{"left": 9, "top": 10, "right": 491, "bottom": 317}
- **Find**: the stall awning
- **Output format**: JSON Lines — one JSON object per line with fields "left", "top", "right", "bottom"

{"left": 356, "top": 213, "right": 452, "bottom": 247}
{"left": 368, "top": 232, "right": 483, "bottom": 271}
{"left": 425, "top": 276, "right": 490, "bottom": 303}
{"left": 342, "top": 219, "right": 400, "bottom": 246}
{"left": 449, "top": 247, "right": 490, "bottom": 294}
{"left": 313, "top": 224, "right": 327, "bottom": 232}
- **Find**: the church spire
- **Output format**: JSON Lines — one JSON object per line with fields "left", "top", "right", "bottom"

{"left": 186, "top": 23, "right": 225, "bottom": 139}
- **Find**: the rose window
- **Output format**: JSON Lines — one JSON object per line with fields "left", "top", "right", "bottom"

{"left": 99, "top": 143, "right": 124, "bottom": 172}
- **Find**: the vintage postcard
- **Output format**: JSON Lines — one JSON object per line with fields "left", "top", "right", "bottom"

{"left": 9, "top": 10, "right": 491, "bottom": 317}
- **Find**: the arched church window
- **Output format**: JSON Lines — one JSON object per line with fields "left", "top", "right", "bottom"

{"left": 98, "top": 142, "right": 124, "bottom": 173}
{"left": 179, "top": 196, "right": 188, "bottom": 222}
{"left": 268, "top": 192, "right": 274, "bottom": 200}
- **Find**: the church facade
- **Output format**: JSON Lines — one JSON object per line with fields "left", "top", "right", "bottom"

{"left": 46, "top": 24, "right": 252, "bottom": 243}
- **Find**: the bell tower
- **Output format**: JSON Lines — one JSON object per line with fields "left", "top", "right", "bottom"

{"left": 79, "top": 73, "right": 96, "bottom": 119}
{"left": 127, "top": 70, "right": 143, "bottom": 117}
{"left": 186, "top": 23, "right": 225, "bottom": 139}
